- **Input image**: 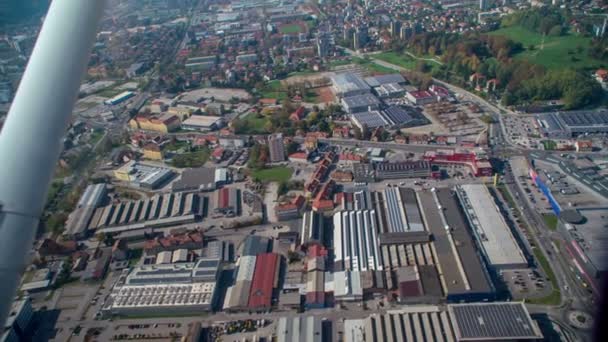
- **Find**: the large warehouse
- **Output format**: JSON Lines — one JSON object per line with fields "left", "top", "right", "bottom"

{"left": 448, "top": 302, "right": 543, "bottom": 341}
{"left": 537, "top": 109, "right": 608, "bottom": 137}
{"left": 103, "top": 257, "right": 221, "bottom": 316}
{"left": 344, "top": 302, "right": 543, "bottom": 341}
{"left": 339, "top": 187, "right": 495, "bottom": 302}
{"left": 94, "top": 193, "right": 200, "bottom": 235}
{"left": 341, "top": 93, "right": 382, "bottom": 113}
{"left": 456, "top": 184, "right": 528, "bottom": 270}
{"left": 330, "top": 73, "right": 370, "bottom": 97}
{"left": 333, "top": 209, "right": 383, "bottom": 272}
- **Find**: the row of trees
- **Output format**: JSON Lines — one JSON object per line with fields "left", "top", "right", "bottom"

{"left": 501, "top": 8, "right": 567, "bottom": 36}
{"left": 396, "top": 29, "right": 602, "bottom": 109}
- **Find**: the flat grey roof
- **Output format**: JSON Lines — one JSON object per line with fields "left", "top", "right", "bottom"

{"left": 569, "top": 208, "right": 608, "bottom": 273}
{"left": 449, "top": 302, "right": 543, "bottom": 340}
{"left": 351, "top": 111, "right": 391, "bottom": 128}
{"left": 383, "top": 105, "right": 415, "bottom": 125}
{"left": 364, "top": 73, "right": 406, "bottom": 87}
{"left": 556, "top": 109, "right": 608, "bottom": 128}
{"left": 342, "top": 93, "right": 381, "bottom": 108}
{"left": 436, "top": 189, "right": 493, "bottom": 295}
{"left": 331, "top": 73, "right": 370, "bottom": 93}
{"left": 457, "top": 184, "right": 527, "bottom": 268}
{"left": 172, "top": 167, "right": 216, "bottom": 192}
{"left": 418, "top": 191, "right": 467, "bottom": 295}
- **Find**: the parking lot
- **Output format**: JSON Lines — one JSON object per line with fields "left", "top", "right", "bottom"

{"left": 503, "top": 115, "right": 540, "bottom": 148}
{"left": 500, "top": 269, "right": 550, "bottom": 300}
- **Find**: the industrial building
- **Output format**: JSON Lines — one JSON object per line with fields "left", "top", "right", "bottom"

{"left": 341, "top": 93, "right": 381, "bottom": 113}
{"left": 448, "top": 302, "right": 543, "bottom": 341}
{"left": 172, "top": 167, "right": 217, "bottom": 192}
{"left": 268, "top": 133, "right": 286, "bottom": 162}
{"left": 113, "top": 161, "right": 175, "bottom": 189}
{"left": 382, "top": 105, "right": 419, "bottom": 127}
{"left": 248, "top": 253, "right": 281, "bottom": 311}
{"left": 333, "top": 270, "right": 363, "bottom": 302}
{"left": 344, "top": 302, "right": 542, "bottom": 342}
{"left": 537, "top": 109, "right": 608, "bottom": 137}
{"left": 559, "top": 208, "right": 608, "bottom": 295}
{"left": 406, "top": 90, "right": 437, "bottom": 105}
{"left": 301, "top": 211, "right": 325, "bottom": 246}
{"left": 103, "top": 256, "right": 221, "bottom": 316}
{"left": 223, "top": 255, "right": 257, "bottom": 312}
{"left": 94, "top": 193, "right": 200, "bottom": 235}
{"left": 2, "top": 297, "right": 33, "bottom": 342}
{"left": 333, "top": 209, "right": 382, "bottom": 272}
{"left": 375, "top": 161, "right": 432, "bottom": 180}
{"left": 374, "top": 83, "right": 405, "bottom": 99}
{"left": 104, "top": 91, "right": 135, "bottom": 105}
{"left": 181, "top": 115, "right": 223, "bottom": 131}
{"left": 422, "top": 189, "right": 494, "bottom": 301}
{"left": 350, "top": 110, "right": 392, "bottom": 130}
{"left": 337, "top": 187, "right": 494, "bottom": 301}
{"left": 276, "top": 316, "right": 325, "bottom": 342}
{"left": 424, "top": 149, "right": 493, "bottom": 177}
{"left": 364, "top": 73, "right": 406, "bottom": 87}
{"left": 214, "top": 188, "right": 239, "bottom": 216}
{"left": 64, "top": 183, "right": 107, "bottom": 238}
{"left": 456, "top": 184, "right": 527, "bottom": 270}
{"left": 330, "top": 73, "right": 370, "bottom": 97}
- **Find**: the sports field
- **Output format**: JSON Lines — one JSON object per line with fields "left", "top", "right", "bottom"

{"left": 279, "top": 23, "right": 304, "bottom": 34}
{"left": 489, "top": 26, "right": 604, "bottom": 70}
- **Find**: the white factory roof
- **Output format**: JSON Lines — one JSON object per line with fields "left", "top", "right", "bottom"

{"left": 156, "top": 251, "right": 173, "bottom": 264}
{"left": 111, "top": 282, "right": 215, "bottom": 309}
{"left": 457, "top": 184, "right": 527, "bottom": 268}
{"left": 172, "top": 249, "right": 189, "bottom": 263}
{"left": 235, "top": 255, "right": 257, "bottom": 282}
{"left": 182, "top": 115, "right": 223, "bottom": 129}
{"left": 333, "top": 210, "right": 382, "bottom": 272}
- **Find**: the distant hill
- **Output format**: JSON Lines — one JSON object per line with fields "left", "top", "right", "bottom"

{"left": 0, "top": 0, "right": 49, "bottom": 25}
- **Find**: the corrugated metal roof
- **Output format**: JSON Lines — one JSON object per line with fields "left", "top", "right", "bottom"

{"left": 248, "top": 253, "right": 279, "bottom": 309}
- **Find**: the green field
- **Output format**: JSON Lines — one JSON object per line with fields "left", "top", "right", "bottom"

{"left": 259, "top": 80, "right": 287, "bottom": 101}
{"left": 542, "top": 214, "right": 558, "bottom": 231}
{"left": 374, "top": 52, "right": 420, "bottom": 70}
{"left": 252, "top": 166, "right": 293, "bottom": 183}
{"left": 352, "top": 57, "right": 396, "bottom": 74}
{"left": 171, "top": 148, "right": 210, "bottom": 168}
{"left": 541, "top": 140, "right": 557, "bottom": 150}
{"left": 489, "top": 26, "right": 605, "bottom": 70}
{"left": 96, "top": 87, "right": 123, "bottom": 98}
{"left": 374, "top": 51, "right": 441, "bottom": 71}
{"left": 329, "top": 59, "right": 355, "bottom": 68}
{"left": 279, "top": 24, "right": 303, "bottom": 34}
{"left": 240, "top": 114, "right": 269, "bottom": 134}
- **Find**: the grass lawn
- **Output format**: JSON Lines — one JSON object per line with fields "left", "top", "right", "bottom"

{"left": 288, "top": 70, "right": 318, "bottom": 77}
{"left": 527, "top": 246, "right": 561, "bottom": 305}
{"left": 352, "top": 57, "right": 396, "bottom": 74}
{"left": 164, "top": 140, "right": 190, "bottom": 152}
{"left": 374, "top": 52, "right": 419, "bottom": 69}
{"left": 171, "top": 148, "right": 210, "bottom": 168}
{"left": 259, "top": 80, "right": 287, "bottom": 101}
{"left": 542, "top": 140, "right": 557, "bottom": 150}
{"left": 240, "top": 114, "right": 269, "bottom": 134}
{"left": 374, "top": 51, "right": 442, "bottom": 72}
{"left": 489, "top": 26, "right": 605, "bottom": 70}
{"left": 251, "top": 166, "right": 293, "bottom": 183}
{"left": 95, "top": 87, "right": 123, "bottom": 98}
{"left": 542, "top": 214, "right": 558, "bottom": 231}
{"left": 329, "top": 59, "right": 355, "bottom": 68}
{"left": 47, "top": 180, "right": 63, "bottom": 203}
{"left": 279, "top": 24, "right": 303, "bottom": 34}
